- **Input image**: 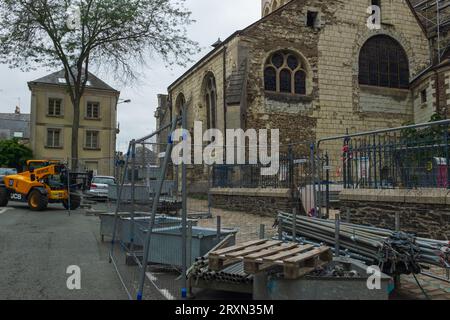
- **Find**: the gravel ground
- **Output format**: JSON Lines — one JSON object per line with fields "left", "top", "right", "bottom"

{"left": 187, "top": 198, "right": 278, "bottom": 243}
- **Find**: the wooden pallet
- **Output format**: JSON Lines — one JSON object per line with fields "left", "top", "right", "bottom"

{"left": 208, "top": 239, "right": 332, "bottom": 280}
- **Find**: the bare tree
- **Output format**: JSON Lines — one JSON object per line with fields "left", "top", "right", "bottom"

{"left": 0, "top": 0, "right": 198, "bottom": 169}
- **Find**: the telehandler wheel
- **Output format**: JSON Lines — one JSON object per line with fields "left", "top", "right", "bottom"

{"left": 0, "top": 187, "right": 8, "bottom": 207}
{"left": 28, "top": 190, "right": 48, "bottom": 211}
{"left": 63, "top": 195, "right": 81, "bottom": 210}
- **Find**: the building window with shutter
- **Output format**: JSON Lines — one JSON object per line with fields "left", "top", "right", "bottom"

{"left": 86, "top": 102, "right": 100, "bottom": 119}
{"left": 48, "top": 98, "right": 63, "bottom": 117}
{"left": 46, "top": 128, "right": 62, "bottom": 148}
{"left": 85, "top": 130, "right": 100, "bottom": 150}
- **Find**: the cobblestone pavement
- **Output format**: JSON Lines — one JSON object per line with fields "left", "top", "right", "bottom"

{"left": 188, "top": 198, "right": 278, "bottom": 243}
{"left": 399, "top": 267, "right": 450, "bottom": 300}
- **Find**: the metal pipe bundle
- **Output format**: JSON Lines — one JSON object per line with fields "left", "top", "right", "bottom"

{"left": 188, "top": 258, "right": 253, "bottom": 285}
{"left": 278, "top": 212, "right": 450, "bottom": 275}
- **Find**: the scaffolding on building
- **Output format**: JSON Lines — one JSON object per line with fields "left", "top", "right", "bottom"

{"left": 412, "top": 0, "right": 450, "bottom": 63}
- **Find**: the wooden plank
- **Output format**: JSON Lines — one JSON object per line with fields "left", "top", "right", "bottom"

{"left": 225, "top": 241, "right": 282, "bottom": 259}
{"left": 204, "top": 234, "right": 236, "bottom": 259}
{"left": 242, "top": 241, "right": 300, "bottom": 273}
{"left": 210, "top": 239, "right": 267, "bottom": 257}
{"left": 244, "top": 260, "right": 279, "bottom": 274}
{"left": 284, "top": 247, "right": 331, "bottom": 265}
{"left": 263, "top": 245, "right": 314, "bottom": 263}
{"left": 244, "top": 243, "right": 298, "bottom": 261}
{"left": 208, "top": 256, "right": 241, "bottom": 272}
{"left": 209, "top": 256, "right": 224, "bottom": 271}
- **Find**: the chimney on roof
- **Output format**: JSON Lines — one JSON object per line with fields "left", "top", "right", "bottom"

{"left": 212, "top": 38, "right": 222, "bottom": 48}
{"left": 15, "top": 106, "right": 20, "bottom": 114}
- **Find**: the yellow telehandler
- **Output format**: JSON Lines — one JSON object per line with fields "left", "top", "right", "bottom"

{"left": 0, "top": 160, "right": 81, "bottom": 211}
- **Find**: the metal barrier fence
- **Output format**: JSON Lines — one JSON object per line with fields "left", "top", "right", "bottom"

{"left": 106, "top": 114, "right": 450, "bottom": 300}
{"left": 108, "top": 116, "right": 185, "bottom": 300}
{"left": 107, "top": 111, "right": 240, "bottom": 301}
{"left": 210, "top": 144, "right": 325, "bottom": 217}
{"left": 211, "top": 152, "right": 292, "bottom": 189}
{"left": 315, "top": 119, "right": 450, "bottom": 218}
{"left": 208, "top": 120, "right": 450, "bottom": 219}
{"left": 341, "top": 122, "right": 450, "bottom": 189}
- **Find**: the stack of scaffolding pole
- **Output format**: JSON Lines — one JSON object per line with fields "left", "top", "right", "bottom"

{"left": 278, "top": 212, "right": 450, "bottom": 275}
{"left": 188, "top": 258, "right": 253, "bottom": 285}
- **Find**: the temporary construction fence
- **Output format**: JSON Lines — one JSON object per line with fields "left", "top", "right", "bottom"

{"left": 108, "top": 115, "right": 184, "bottom": 300}
{"left": 274, "top": 119, "right": 450, "bottom": 286}
{"left": 210, "top": 143, "right": 329, "bottom": 217}
{"left": 195, "top": 118, "right": 449, "bottom": 230}
{"left": 313, "top": 118, "right": 450, "bottom": 218}
{"left": 107, "top": 111, "right": 245, "bottom": 300}
{"left": 107, "top": 115, "right": 450, "bottom": 299}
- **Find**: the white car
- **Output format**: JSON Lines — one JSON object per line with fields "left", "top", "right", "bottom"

{"left": 0, "top": 168, "right": 17, "bottom": 181}
{"left": 87, "top": 176, "right": 116, "bottom": 198}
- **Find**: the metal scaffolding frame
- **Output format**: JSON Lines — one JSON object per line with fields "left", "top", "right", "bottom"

{"left": 413, "top": 0, "right": 450, "bottom": 62}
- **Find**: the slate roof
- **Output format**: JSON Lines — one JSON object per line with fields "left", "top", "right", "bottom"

{"left": 226, "top": 61, "right": 248, "bottom": 106}
{"left": 0, "top": 113, "right": 31, "bottom": 140}
{"left": 28, "top": 69, "right": 118, "bottom": 93}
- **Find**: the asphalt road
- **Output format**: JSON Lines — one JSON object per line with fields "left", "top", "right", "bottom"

{"left": 0, "top": 203, "right": 127, "bottom": 300}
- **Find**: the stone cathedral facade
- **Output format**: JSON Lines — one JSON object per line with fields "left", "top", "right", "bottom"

{"left": 156, "top": 0, "right": 450, "bottom": 184}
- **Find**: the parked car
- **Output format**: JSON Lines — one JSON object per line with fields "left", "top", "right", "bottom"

{"left": 86, "top": 176, "right": 116, "bottom": 198}
{"left": 0, "top": 168, "right": 18, "bottom": 181}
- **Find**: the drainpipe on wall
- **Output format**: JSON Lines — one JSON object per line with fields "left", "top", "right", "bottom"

{"left": 223, "top": 45, "right": 227, "bottom": 146}
{"left": 434, "top": 69, "right": 441, "bottom": 117}
{"left": 168, "top": 94, "right": 173, "bottom": 124}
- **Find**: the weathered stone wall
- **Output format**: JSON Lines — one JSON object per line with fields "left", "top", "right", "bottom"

{"left": 166, "top": 0, "right": 433, "bottom": 180}
{"left": 340, "top": 189, "right": 450, "bottom": 240}
{"left": 359, "top": 86, "right": 412, "bottom": 115}
{"left": 168, "top": 36, "right": 241, "bottom": 135}
{"left": 315, "top": 0, "right": 430, "bottom": 172}
{"left": 243, "top": 0, "right": 325, "bottom": 149}
{"left": 412, "top": 74, "right": 436, "bottom": 124}
{"left": 242, "top": 0, "right": 430, "bottom": 161}
{"left": 210, "top": 188, "right": 296, "bottom": 217}
{"left": 411, "top": 64, "right": 450, "bottom": 123}
{"left": 442, "top": 69, "right": 450, "bottom": 118}
{"left": 262, "top": 0, "right": 291, "bottom": 17}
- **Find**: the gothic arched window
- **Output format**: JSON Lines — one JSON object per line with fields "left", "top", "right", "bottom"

{"left": 175, "top": 93, "right": 185, "bottom": 117}
{"left": 359, "top": 35, "right": 409, "bottom": 89}
{"left": 203, "top": 74, "right": 217, "bottom": 129}
{"left": 272, "top": 0, "right": 279, "bottom": 11}
{"left": 264, "top": 50, "right": 307, "bottom": 95}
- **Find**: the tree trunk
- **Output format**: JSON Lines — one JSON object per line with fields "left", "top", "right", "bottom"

{"left": 71, "top": 96, "right": 81, "bottom": 171}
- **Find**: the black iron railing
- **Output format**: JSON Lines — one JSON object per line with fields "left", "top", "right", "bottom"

{"left": 342, "top": 123, "right": 450, "bottom": 189}
{"left": 211, "top": 159, "right": 292, "bottom": 189}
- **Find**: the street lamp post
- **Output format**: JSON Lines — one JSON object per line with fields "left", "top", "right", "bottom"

{"left": 118, "top": 99, "right": 131, "bottom": 105}
{"left": 115, "top": 98, "right": 131, "bottom": 179}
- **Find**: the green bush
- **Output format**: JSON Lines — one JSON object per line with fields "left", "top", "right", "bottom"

{"left": 0, "top": 139, "right": 33, "bottom": 171}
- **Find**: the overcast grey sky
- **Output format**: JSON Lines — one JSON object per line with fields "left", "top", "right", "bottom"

{"left": 0, "top": 0, "right": 261, "bottom": 152}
